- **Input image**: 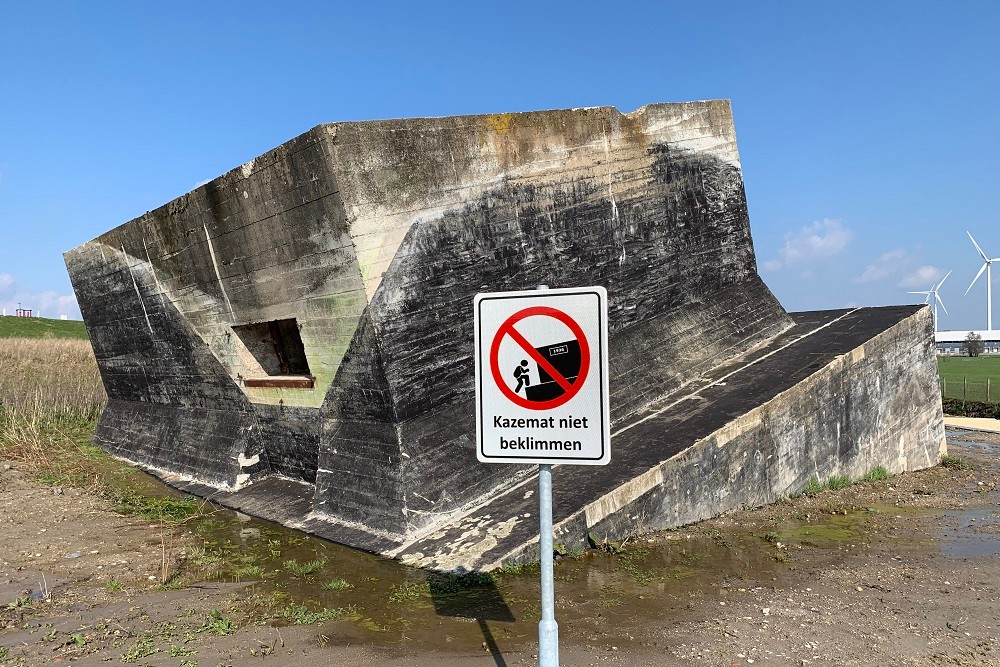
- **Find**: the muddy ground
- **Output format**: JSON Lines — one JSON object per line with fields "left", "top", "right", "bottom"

{"left": 1, "top": 427, "right": 999, "bottom": 666}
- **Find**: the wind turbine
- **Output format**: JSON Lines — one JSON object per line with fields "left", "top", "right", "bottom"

{"left": 908, "top": 270, "right": 951, "bottom": 333}
{"left": 965, "top": 231, "right": 1000, "bottom": 331}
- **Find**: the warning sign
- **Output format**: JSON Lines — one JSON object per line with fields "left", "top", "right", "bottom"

{"left": 475, "top": 287, "right": 610, "bottom": 465}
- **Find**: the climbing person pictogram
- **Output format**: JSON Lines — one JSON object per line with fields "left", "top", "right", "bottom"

{"left": 513, "top": 360, "right": 530, "bottom": 393}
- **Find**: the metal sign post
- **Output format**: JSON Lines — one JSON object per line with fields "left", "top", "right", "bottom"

{"left": 538, "top": 461, "right": 558, "bottom": 665}
{"left": 474, "top": 284, "right": 610, "bottom": 667}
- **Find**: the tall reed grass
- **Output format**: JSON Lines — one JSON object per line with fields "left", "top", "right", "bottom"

{"left": 0, "top": 337, "right": 107, "bottom": 473}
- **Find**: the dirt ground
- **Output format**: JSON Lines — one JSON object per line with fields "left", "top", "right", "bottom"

{"left": 2, "top": 427, "right": 999, "bottom": 666}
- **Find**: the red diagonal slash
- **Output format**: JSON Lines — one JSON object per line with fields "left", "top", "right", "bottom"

{"left": 500, "top": 322, "right": 574, "bottom": 395}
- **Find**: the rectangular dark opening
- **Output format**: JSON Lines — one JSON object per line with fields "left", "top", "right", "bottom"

{"left": 232, "top": 318, "right": 313, "bottom": 388}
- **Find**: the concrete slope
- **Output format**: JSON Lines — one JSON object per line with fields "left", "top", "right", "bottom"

{"left": 393, "top": 305, "right": 944, "bottom": 570}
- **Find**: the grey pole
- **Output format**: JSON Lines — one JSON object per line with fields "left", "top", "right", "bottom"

{"left": 538, "top": 462, "right": 558, "bottom": 666}
{"left": 533, "top": 284, "right": 558, "bottom": 665}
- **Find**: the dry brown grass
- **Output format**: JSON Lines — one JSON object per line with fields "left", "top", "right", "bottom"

{"left": 0, "top": 337, "right": 106, "bottom": 471}
{"left": 0, "top": 337, "right": 106, "bottom": 419}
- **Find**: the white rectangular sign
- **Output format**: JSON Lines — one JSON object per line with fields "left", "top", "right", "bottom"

{"left": 474, "top": 286, "right": 610, "bottom": 465}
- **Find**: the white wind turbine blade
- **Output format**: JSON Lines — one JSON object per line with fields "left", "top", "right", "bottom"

{"left": 935, "top": 270, "right": 952, "bottom": 291}
{"left": 907, "top": 290, "right": 931, "bottom": 303}
{"left": 935, "top": 291, "right": 948, "bottom": 315}
{"left": 966, "top": 262, "right": 988, "bottom": 295}
{"left": 968, "top": 231, "right": 990, "bottom": 262}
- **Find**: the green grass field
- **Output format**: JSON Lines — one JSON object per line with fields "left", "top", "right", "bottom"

{"left": 938, "top": 355, "right": 1000, "bottom": 404}
{"left": 937, "top": 355, "right": 1000, "bottom": 383}
{"left": 0, "top": 316, "right": 88, "bottom": 340}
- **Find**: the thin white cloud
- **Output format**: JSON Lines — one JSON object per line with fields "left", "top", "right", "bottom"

{"left": 193, "top": 177, "right": 213, "bottom": 189}
{"left": 898, "top": 265, "right": 943, "bottom": 289}
{"left": 855, "top": 249, "right": 907, "bottom": 284}
{"left": 762, "top": 218, "right": 853, "bottom": 271}
{"left": 0, "top": 274, "right": 81, "bottom": 319}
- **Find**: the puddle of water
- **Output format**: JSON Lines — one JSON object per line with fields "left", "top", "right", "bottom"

{"left": 157, "top": 501, "right": 894, "bottom": 651}
{"left": 950, "top": 440, "right": 1000, "bottom": 459}
{"left": 945, "top": 428, "right": 1000, "bottom": 458}
{"left": 939, "top": 507, "right": 1000, "bottom": 558}
{"left": 117, "top": 455, "right": 993, "bottom": 651}
{"left": 775, "top": 511, "right": 877, "bottom": 548}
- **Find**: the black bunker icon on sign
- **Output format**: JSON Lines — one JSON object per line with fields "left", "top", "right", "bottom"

{"left": 522, "top": 339, "right": 582, "bottom": 402}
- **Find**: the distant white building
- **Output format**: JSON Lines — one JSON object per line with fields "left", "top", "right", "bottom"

{"left": 935, "top": 330, "right": 1000, "bottom": 355}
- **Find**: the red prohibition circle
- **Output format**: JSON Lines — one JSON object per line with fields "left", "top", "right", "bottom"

{"left": 489, "top": 305, "right": 590, "bottom": 410}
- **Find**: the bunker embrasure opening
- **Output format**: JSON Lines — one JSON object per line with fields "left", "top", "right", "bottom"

{"left": 232, "top": 318, "right": 314, "bottom": 388}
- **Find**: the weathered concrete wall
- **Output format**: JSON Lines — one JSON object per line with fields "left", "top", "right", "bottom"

{"left": 67, "top": 100, "right": 794, "bottom": 541}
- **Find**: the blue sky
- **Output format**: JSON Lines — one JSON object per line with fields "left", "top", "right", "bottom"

{"left": 1, "top": 2, "right": 998, "bottom": 329}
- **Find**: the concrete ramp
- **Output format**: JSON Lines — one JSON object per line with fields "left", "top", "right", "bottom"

{"left": 64, "top": 101, "right": 944, "bottom": 570}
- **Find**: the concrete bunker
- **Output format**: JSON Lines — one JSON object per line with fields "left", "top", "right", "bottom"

{"left": 65, "top": 100, "right": 945, "bottom": 570}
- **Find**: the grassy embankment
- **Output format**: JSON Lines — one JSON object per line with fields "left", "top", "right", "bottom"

{"left": 938, "top": 354, "right": 1000, "bottom": 383}
{"left": 0, "top": 315, "right": 89, "bottom": 340}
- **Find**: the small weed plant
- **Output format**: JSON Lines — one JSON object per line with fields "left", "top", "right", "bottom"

{"left": 802, "top": 477, "right": 825, "bottom": 497}
{"left": 321, "top": 578, "right": 353, "bottom": 591}
{"left": 491, "top": 560, "right": 532, "bottom": 579}
{"left": 826, "top": 475, "right": 853, "bottom": 491}
{"left": 283, "top": 558, "right": 326, "bottom": 577}
{"left": 388, "top": 581, "right": 428, "bottom": 603}
{"left": 6, "top": 594, "right": 30, "bottom": 610}
{"left": 234, "top": 565, "right": 265, "bottom": 581}
{"left": 941, "top": 455, "right": 972, "bottom": 470}
{"left": 120, "top": 637, "right": 158, "bottom": 663}
{"left": 862, "top": 466, "right": 890, "bottom": 483}
{"left": 276, "top": 604, "right": 357, "bottom": 625}
{"left": 199, "top": 610, "right": 236, "bottom": 636}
